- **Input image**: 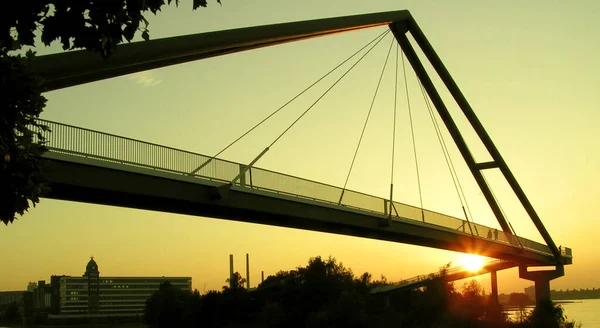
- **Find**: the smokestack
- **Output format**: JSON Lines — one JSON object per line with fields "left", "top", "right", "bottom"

{"left": 261, "top": 271, "right": 264, "bottom": 283}
{"left": 229, "top": 254, "right": 234, "bottom": 289}
{"left": 246, "top": 253, "right": 250, "bottom": 289}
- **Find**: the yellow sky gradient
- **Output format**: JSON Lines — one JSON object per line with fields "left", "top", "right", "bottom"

{"left": 1, "top": 0, "right": 599, "bottom": 294}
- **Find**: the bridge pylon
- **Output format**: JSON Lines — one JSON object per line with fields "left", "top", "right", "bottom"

{"left": 518, "top": 265, "right": 564, "bottom": 306}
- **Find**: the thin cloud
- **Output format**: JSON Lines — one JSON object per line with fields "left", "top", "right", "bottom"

{"left": 128, "top": 72, "right": 162, "bottom": 87}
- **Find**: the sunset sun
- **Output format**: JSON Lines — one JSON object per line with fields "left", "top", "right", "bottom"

{"left": 461, "top": 254, "right": 486, "bottom": 272}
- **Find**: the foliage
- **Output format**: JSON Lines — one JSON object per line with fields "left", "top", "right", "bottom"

{"left": 0, "top": 0, "right": 221, "bottom": 56}
{"left": 144, "top": 281, "right": 194, "bottom": 328}
{"left": 523, "top": 299, "right": 578, "bottom": 328}
{"left": 509, "top": 292, "right": 533, "bottom": 307}
{"left": 552, "top": 287, "right": 600, "bottom": 300}
{"left": 0, "top": 0, "right": 221, "bottom": 224}
{"left": 0, "top": 51, "right": 49, "bottom": 224}
{"left": 143, "top": 256, "right": 578, "bottom": 328}
{"left": 222, "top": 271, "right": 246, "bottom": 291}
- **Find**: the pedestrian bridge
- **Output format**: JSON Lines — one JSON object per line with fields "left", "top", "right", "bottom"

{"left": 370, "top": 259, "right": 517, "bottom": 294}
{"left": 36, "top": 119, "right": 572, "bottom": 265}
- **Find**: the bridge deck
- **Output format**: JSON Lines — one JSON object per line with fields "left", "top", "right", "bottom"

{"left": 370, "top": 259, "right": 517, "bottom": 294}
{"left": 36, "top": 119, "right": 572, "bottom": 265}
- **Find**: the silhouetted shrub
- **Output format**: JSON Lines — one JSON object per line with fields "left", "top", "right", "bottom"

{"left": 143, "top": 257, "right": 577, "bottom": 328}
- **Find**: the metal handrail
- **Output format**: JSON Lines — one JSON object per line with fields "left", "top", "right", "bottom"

{"left": 34, "top": 118, "right": 566, "bottom": 258}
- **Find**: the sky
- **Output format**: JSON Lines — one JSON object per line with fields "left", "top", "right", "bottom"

{"left": 1, "top": 0, "right": 599, "bottom": 294}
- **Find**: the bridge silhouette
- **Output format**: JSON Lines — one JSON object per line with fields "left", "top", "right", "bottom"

{"left": 31, "top": 9, "right": 572, "bottom": 304}
{"left": 370, "top": 259, "right": 517, "bottom": 295}
{"left": 37, "top": 118, "right": 571, "bottom": 267}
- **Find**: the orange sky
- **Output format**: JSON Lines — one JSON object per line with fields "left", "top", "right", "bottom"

{"left": 1, "top": 0, "right": 599, "bottom": 294}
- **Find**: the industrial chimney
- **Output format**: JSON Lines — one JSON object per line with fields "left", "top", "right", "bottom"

{"left": 246, "top": 253, "right": 250, "bottom": 289}
{"left": 229, "top": 254, "right": 234, "bottom": 289}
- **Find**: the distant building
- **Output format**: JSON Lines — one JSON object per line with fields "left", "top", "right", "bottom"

{"left": 27, "top": 257, "right": 191, "bottom": 319}
{"left": 33, "top": 280, "right": 52, "bottom": 311}
{"left": 0, "top": 291, "right": 24, "bottom": 307}
{"left": 27, "top": 282, "right": 37, "bottom": 292}
{"left": 524, "top": 286, "right": 535, "bottom": 302}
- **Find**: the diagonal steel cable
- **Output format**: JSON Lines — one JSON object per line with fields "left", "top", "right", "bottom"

{"left": 339, "top": 38, "right": 395, "bottom": 204}
{"left": 400, "top": 46, "right": 425, "bottom": 222}
{"left": 191, "top": 29, "right": 390, "bottom": 174}
{"left": 267, "top": 32, "right": 391, "bottom": 149}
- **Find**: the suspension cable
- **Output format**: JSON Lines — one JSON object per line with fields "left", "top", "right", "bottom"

{"left": 268, "top": 31, "right": 391, "bottom": 150}
{"left": 190, "top": 29, "right": 390, "bottom": 174}
{"left": 416, "top": 79, "right": 475, "bottom": 235}
{"left": 339, "top": 38, "right": 395, "bottom": 204}
{"left": 388, "top": 43, "right": 399, "bottom": 218}
{"left": 481, "top": 173, "right": 524, "bottom": 248}
{"left": 418, "top": 79, "right": 522, "bottom": 242}
{"left": 400, "top": 46, "right": 425, "bottom": 222}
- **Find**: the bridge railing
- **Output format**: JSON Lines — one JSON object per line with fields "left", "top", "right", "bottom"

{"left": 371, "top": 259, "right": 512, "bottom": 294}
{"left": 34, "top": 119, "right": 558, "bottom": 257}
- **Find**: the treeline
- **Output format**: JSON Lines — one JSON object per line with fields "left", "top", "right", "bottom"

{"left": 144, "top": 256, "right": 576, "bottom": 328}
{"left": 498, "top": 293, "right": 534, "bottom": 307}
{"left": 552, "top": 288, "right": 600, "bottom": 300}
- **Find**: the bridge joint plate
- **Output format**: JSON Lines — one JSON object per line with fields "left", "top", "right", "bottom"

{"left": 474, "top": 161, "right": 499, "bottom": 170}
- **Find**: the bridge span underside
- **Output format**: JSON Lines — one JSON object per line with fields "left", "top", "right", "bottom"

{"left": 42, "top": 150, "right": 554, "bottom": 265}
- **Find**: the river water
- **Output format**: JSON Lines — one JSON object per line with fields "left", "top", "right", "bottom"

{"left": 508, "top": 299, "right": 599, "bottom": 327}
{"left": 561, "top": 299, "right": 600, "bottom": 328}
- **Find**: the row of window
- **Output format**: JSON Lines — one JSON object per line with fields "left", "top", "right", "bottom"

{"left": 65, "top": 278, "right": 190, "bottom": 282}
{"left": 100, "top": 302, "right": 146, "bottom": 306}
{"left": 63, "top": 285, "right": 86, "bottom": 289}
{"left": 101, "top": 284, "right": 189, "bottom": 289}
{"left": 97, "top": 296, "right": 150, "bottom": 300}
{"left": 63, "top": 279, "right": 87, "bottom": 284}
{"left": 99, "top": 306, "right": 145, "bottom": 311}
{"left": 95, "top": 290, "right": 155, "bottom": 295}
{"left": 101, "top": 279, "right": 191, "bottom": 284}
{"left": 65, "top": 297, "right": 86, "bottom": 301}
{"left": 63, "top": 284, "right": 189, "bottom": 291}
{"left": 65, "top": 297, "right": 154, "bottom": 301}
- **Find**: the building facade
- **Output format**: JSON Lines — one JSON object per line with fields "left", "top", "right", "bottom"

{"left": 0, "top": 291, "right": 24, "bottom": 307}
{"left": 55, "top": 258, "right": 191, "bottom": 316}
{"left": 524, "top": 286, "right": 536, "bottom": 302}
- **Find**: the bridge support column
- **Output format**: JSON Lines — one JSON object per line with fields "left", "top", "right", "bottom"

{"left": 490, "top": 270, "right": 499, "bottom": 304}
{"left": 518, "top": 265, "right": 564, "bottom": 306}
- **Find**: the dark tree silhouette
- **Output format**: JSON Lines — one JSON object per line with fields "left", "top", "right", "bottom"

{"left": 1, "top": 0, "right": 222, "bottom": 56}
{"left": 144, "top": 281, "right": 193, "bottom": 328}
{"left": 525, "top": 299, "right": 577, "bottom": 328}
{"left": 142, "top": 256, "right": 578, "bottom": 328}
{"left": 1, "top": 52, "right": 49, "bottom": 224}
{"left": 0, "top": 0, "right": 221, "bottom": 225}
{"left": 223, "top": 271, "right": 246, "bottom": 291}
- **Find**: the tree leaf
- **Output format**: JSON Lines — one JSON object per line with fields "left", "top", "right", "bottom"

{"left": 141, "top": 30, "right": 150, "bottom": 42}
{"left": 10, "top": 40, "right": 22, "bottom": 51}
{"left": 123, "top": 25, "right": 135, "bottom": 42}
{"left": 193, "top": 0, "right": 208, "bottom": 10}
{"left": 61, "top": 36, "right": 71, "bottom": 50}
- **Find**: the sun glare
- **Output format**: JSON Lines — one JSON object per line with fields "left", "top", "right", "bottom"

{"left": 461, "top": 254, "right": 486, "bottom": 272}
